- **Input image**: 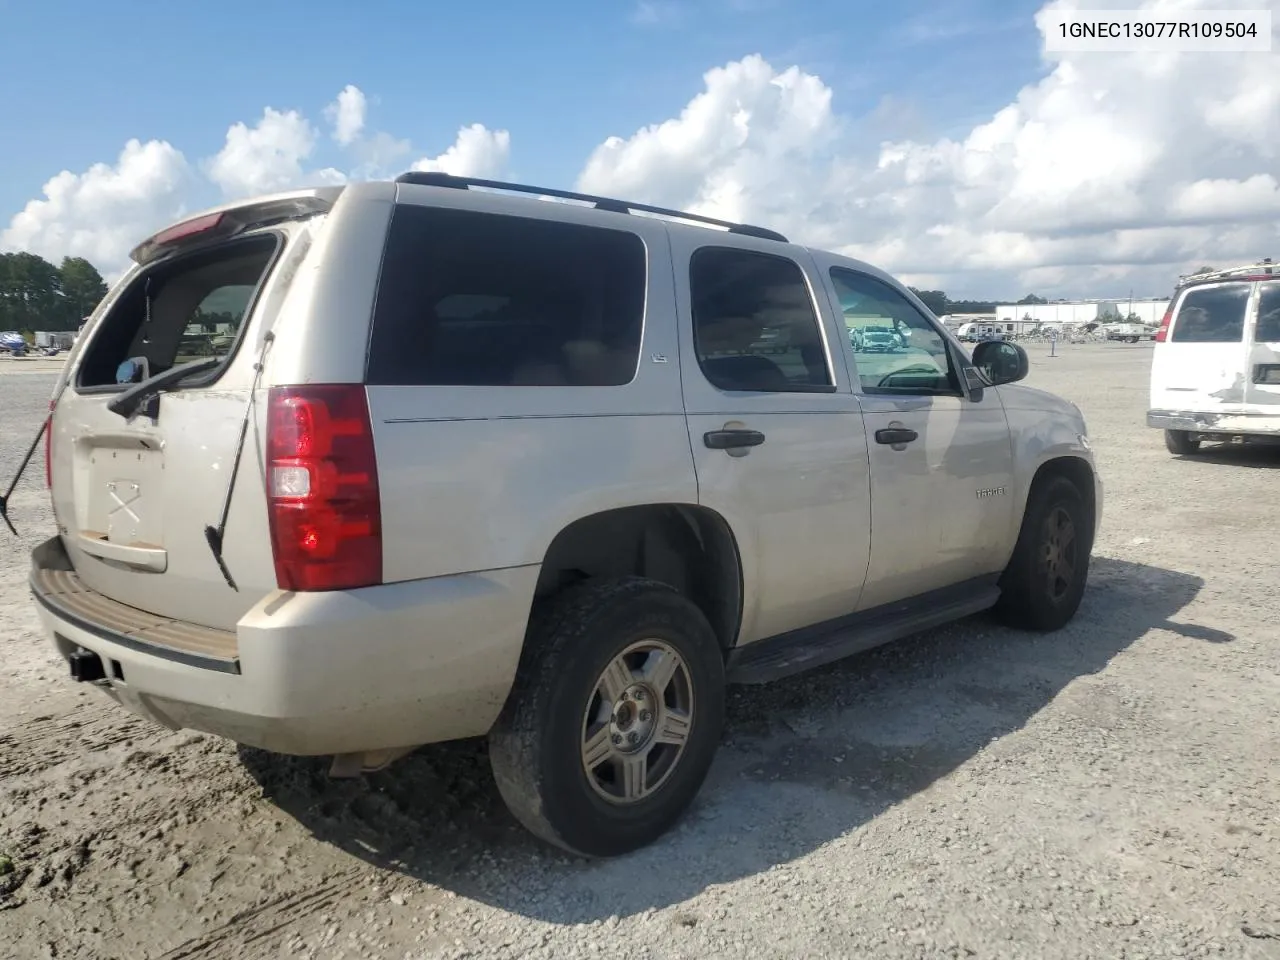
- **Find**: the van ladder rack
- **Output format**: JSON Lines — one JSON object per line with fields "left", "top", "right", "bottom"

{"left": 393, "top": 171, "right": 789, "bottom": 243}
{"left": 1177, "top": 258, "right": 1275, "bottom": 286}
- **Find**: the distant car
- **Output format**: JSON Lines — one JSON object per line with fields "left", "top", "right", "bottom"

{"left": 861, "top": 328, "right": 901, "bottom": 352}
{"left": 1149, "top": 260, "right": 1280, "bottom": 455}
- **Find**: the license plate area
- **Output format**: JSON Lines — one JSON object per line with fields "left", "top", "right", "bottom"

{"left": 83, "top": 443, "right": 165, "bottom": 549}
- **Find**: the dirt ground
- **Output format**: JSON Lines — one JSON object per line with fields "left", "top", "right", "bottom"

{"left": 1, "top": 344, "right": 1278, "bottom": 960}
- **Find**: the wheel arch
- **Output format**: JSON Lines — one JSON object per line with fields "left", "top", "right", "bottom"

{"left": 1022, "top": 454, "right": 1099, "bottom": 550}
{"left": 533, "top": 503, "right": 745, "bottom": 651}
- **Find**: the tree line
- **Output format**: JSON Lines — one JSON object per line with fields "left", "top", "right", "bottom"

{"left": 908, "top": 290, "right": 1062, "bottom": 317}
{"left": 0, "top": 252, "right": 108, "bottom": 333}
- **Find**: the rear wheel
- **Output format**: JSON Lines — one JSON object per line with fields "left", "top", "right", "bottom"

{"left": 1164, "top": 429, "right": 1201, "bottom": 455}
{"left": 994, "top": 474, "right": 1091, "bottom": 631}
{"left": 488, "top": 577, "right": 725, "bottom": 858}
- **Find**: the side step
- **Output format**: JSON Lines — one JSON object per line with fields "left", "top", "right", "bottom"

{"left": 726, "top": 579, "right": 1001, "bottom": 685}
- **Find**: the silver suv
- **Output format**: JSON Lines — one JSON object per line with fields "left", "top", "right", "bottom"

{"left": 28, "top": 173, "right": 1102, "bottom": 857}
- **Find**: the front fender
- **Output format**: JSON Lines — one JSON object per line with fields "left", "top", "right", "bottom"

{"left": 997, "top": 385, "right": 1101, "bottom": 544}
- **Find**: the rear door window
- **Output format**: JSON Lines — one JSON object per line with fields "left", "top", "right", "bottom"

{"left": 366, "top": 205, "right": 646, "bottom": 387}
{"left": 688, "top": 247, "right": 833, "bottom": 393}
{"left": 77, "top": 234, "right": 280, "bottom": 388}
{"left": 1169, "top": 283, "right": 1250, "bottom": 343}
{"left": 1255, "top": 283, "right": 1280, "bottom": 341}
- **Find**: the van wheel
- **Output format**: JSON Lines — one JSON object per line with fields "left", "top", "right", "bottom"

{"left": 488, "top": 577, "right": 725, "bottom": 858}
{"left": 994, "top": 475, "right": 1091, "bottom": 632}
{"left": 1165, "top": 430, "right": 1201, "bottom": 455}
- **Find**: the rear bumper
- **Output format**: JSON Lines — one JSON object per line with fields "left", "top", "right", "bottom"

{"left": 1147, "top": 409, "right": 1280, "bottom": 436}
{"left": 30, "top": 536, "right": 536, "bottom": 756}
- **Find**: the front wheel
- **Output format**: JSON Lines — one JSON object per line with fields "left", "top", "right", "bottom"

{"left": 488, "top": 577, "right": 726, "bottom": 858}
{"left": 994, "top": 475, "right": 1092, "bottom": 631}
{"left": 1165, "top": 429, "right": 1201, "bottom": 455}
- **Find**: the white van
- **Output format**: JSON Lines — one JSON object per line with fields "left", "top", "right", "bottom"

{"left": 1148, "top": 260, "right": 1280, "bottom": 454}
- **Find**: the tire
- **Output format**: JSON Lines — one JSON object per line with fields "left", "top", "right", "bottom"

{"left": 1164, "top": 429, "right": 1201, "bottom": 455}
{"left": 1127, "top": 336, "right": 1138, "bottom": 343}
{"left": 994, "top": 475, "right": 1092, "bottom": 632}
{"left": 488, "top": 577, "right": 726, "bottom": 858}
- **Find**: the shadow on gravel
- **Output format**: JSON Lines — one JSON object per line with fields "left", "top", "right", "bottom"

{"left": 240, "top": 556, "right": 1218, "bottom": 925}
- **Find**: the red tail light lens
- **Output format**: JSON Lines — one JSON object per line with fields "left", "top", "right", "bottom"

{"left": 44, "top": 401, "right": 54, "bottom": 488}
{"left": 266, "top": 385, "right": 382, "bottom": 592}
{"left": 1154, "top": 307, "right": 1173, "bottom": 343}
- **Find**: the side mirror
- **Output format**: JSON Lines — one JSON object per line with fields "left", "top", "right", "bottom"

{"left": 972, "top": 340, "right": 1029, "bottom": 386}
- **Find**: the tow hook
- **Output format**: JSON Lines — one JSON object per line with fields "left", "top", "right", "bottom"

{"left": 68, "top": 647, "right": 107, "bottom": 683}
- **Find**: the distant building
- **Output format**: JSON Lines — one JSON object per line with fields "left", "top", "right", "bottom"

{"left": 996, "top": 298, "right": 1169, "bottom": 331}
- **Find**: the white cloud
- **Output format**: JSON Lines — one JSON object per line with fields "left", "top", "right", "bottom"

{"left": 325, "top": 84, "right": 367, "bottom": 146}
{"left": 205, "top": 107, "right": 319, "bottom": 199}
{"left": 7, "top": 0, "right": 1278, "bottom": 300}
{"left": 0, "top": 139, "right": 191, "bottom": 279}
{"left": 578, "top": 54, "right": 836, "bottom": 226}
{"left": 410, "top": 123, "right": 512, "bottom": 179}
{"left": 575, "top": 0, "right": 1280, "bottom": 298}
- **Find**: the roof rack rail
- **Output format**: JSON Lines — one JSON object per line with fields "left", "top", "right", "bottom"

{"left": 1177, "top": 257, "right": 1275, "bottom": 286}
{"left": 393, "top": 170, "right": 789, "bottom": 243}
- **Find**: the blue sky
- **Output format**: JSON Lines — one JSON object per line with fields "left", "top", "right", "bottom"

{"left": 0, "top": 0, "right": 1044, "bottom": 218}
{"left": 2, "top": 0, "right": 1276, "bottom": 300}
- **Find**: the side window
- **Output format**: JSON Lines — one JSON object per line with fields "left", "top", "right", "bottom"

{"left": 1169, "top": 284, "right": 1249, "bottom": 343}
{"left": 366, "top": 205, "right": 645, "bottom": 386}
{"left": 829, "top": 268, "right": 959, "bottom": 396}
{"left": 689, "top": 247, "right": 833, "bottom": 393}
{"left": 1255, "top": 283, "right": 1280, "bottom": 342}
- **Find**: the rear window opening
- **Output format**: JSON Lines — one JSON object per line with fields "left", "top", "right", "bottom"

{"left": 77, "top": 234, "right": 281, "bottom": 389}
{"left": 1169, "top": 283, "right": 1250, "bottom": 343}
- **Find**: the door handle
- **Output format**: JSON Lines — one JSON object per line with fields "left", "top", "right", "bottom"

{"left": 874, "top": 427, "right": 918, "bottom": 445}
{"left": 704, "top": 429, "right": 766, "bottom": 450}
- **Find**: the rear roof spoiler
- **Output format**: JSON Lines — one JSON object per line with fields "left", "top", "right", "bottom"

{"left": 130, "top": 186, "right": 346, "bottom": 266}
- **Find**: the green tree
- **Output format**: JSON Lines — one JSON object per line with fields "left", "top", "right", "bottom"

{"left": 908, "top": 288, "right": 949, "bottom": 316}
{"left": 1017, "top": 293, "right": 1047, "bottom": 305}
{"left": 58, "top": 257, "right": 108, "bottom": 327}
{"left": 0, "top": 252, "right": 62, "bottom": 330}
{"left": 0, "top": 251, "right": 111, "bottom": 332}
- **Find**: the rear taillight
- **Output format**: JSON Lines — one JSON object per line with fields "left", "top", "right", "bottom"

{"left": 266, "top": 385, "right": 382, "bottom": 592}
{"left": 44, "top": 401, "right": 54, "bottom": 488}
{"left": 1154, "top": 307, "right": 1173, "bottom": 343}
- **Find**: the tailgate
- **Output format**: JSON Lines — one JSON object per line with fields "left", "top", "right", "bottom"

{"left": 49, "top": 217, "right": 318, "bottom": 631}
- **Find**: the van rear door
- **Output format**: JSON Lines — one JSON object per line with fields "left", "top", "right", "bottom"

{"left": 1150, "top": 281, "right": 1252, "bottom": 417}
{"left": 48, "top": 193, "right": 336, "bottom": 631}
{"left": 1245, "top": 280, "right": 1280, "bottom": 410}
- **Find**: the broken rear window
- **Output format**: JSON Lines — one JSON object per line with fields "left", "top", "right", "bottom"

{"left": 77, "top": 234, "right": 280, "bottom": 388}
{"left": 1169, "top": 283, "right": 1249, "bottom": 343}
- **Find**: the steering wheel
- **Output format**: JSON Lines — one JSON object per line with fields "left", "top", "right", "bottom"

{"left": 877, "top": 364, "right": 941, "bottom": 388}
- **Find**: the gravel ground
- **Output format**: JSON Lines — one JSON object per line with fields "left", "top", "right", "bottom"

{"left": 1, "top": 344, "right": 1278, "bottom": 960}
